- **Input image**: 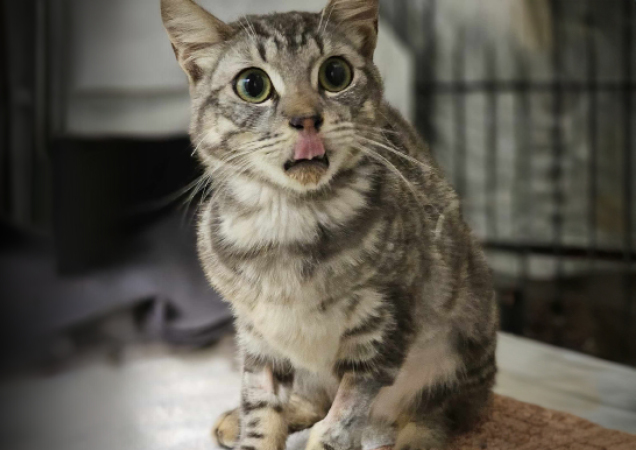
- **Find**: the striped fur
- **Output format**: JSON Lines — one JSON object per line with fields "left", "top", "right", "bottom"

{"left": 161, "top": 1, "right": 498, "bottom": 449}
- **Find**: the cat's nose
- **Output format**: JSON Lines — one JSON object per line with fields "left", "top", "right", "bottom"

{"left": 289, "top": 115, "right": 324, "bottom": 132}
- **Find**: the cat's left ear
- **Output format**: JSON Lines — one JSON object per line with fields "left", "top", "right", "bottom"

{"left": 161, "top": 0, "right": 233, "bottom": 83}
{"left": 322, "top": 0, "right": 379, "bottom": 58}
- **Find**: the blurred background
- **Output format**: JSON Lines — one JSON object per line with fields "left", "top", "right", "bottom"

{"left": 0, "top": 0, "right": 635, "bottom": 449}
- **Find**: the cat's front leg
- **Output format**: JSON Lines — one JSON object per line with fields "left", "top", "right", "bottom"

{"left": 306, "top": 374, "right": 391, "bottom": 450}
{"left": 238, "top": 357, "right": 293, "bottom": 450}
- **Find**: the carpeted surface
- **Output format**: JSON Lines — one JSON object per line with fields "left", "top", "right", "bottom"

{"left": 449, "top": 395, "right": 636, "bottom": 450}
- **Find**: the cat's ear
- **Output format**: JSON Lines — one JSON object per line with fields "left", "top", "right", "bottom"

{"left": 161, "top": 0, "right": 232, "bottom": 83}
{"left": 322, "top": 0, "right": 379, "bottom": 58}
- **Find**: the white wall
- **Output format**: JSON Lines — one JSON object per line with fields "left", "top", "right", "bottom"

{"left": 66, "top": 0, "right": 414, "bottom": 137}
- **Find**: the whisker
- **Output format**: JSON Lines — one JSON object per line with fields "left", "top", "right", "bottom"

{"left": 355, "top": 124, "right": 401, "bottom": 136}
{"left": 318, "top": 6, "right": 327, "bottom": 34}
{"left": 353, "top": 144, "right": 423, "bottom": 206}
{"left": 324, "top": 124, "right": 355, "bottom": 134}
{"left": 356, "top": 136, "right": 432, "bottom": 174}
{"left": 191, "top": 127, "right": 219, "bottom": 157}
{"left": 179, "top": 130, "right": 290, "bottom": 223}
{"left": 178, "top": 173, "right": 214, "bottom": 227}
{"left": 240, "top": 16, "right": 257, "bottom": 43}
{"left": 136, "top": 175, "right": 207, "bottom": 220}
{"left": 321, "top": 4, "right": 336, "bottom": 36}
{"left": 240, "top": 138, "right": 289, "bottom": 153}
{"left": 244, "top": 16, "right": 258, "bottom": 39}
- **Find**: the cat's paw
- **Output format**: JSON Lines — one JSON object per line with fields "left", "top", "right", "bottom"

{"left": 306, "top": 420, "right": 357, "bottom": 450}
{"left": 213, "top": 409, "right": 240, "bottom": 449}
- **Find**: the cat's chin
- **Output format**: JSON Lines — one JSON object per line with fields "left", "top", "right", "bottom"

{"left": 286, "top": 164, "right": 330, "bottom": 187}
{"left": 284, "top": 155, "right": 330, "bottom": 187}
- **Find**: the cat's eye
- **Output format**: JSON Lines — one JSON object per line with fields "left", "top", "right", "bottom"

{"left": 319, "top": 57, "right": 353, "bottom": 93}
{"left": 235, "top": 68, "right": 273, "bottom": 103}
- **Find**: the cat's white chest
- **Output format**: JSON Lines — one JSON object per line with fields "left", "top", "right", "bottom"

{"left": 245, "top": 300, "right": 344, "bottom": 372}
{"left": 218, "top": 175, "right": 371, "bottom": 250}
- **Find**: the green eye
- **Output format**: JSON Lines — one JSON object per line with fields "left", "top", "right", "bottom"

{"left": 235, "top": 68, "right": 273, "bottom": 103}
{"left": 319, "top": 57, "right": 353, "bottom": 92}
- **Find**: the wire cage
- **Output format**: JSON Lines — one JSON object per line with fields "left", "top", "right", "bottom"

{"left": 381, "top": 0, "right": 636, "bottom": 366}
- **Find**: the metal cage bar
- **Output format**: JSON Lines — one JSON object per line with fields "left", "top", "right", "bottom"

{"left": 622, "top": 0, "right": 634, "bottom": 361}
{"left": 586, "top": 3, "right": 598, "bottom": 263}
{"left": 453, "top": 28, "right": 467, "bottom": 199}
{"left": 485, "top": 47, "right": 499, "bottom": 240}
{"left": 550, "top": 0, "right": 566, "bottom": 344}
{"left": 382, "top": 0, "right": 636, "bottom": 365}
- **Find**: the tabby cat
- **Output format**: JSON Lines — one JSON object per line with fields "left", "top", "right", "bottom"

{"left": 161, "top": 1, "right": 498, "bottom": 449}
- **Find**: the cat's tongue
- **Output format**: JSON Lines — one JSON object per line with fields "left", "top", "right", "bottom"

{"left": 293, "top": 131, "right": 325, "bottom": 161}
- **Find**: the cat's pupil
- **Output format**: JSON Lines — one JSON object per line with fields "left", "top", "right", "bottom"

{"left": 325, "top": 61, "right": 346, "bottom": 87}
{"left": 243, "top": 73, "right": 265, "bottom": 98}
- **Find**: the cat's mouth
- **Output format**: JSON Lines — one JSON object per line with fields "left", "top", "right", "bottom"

{"left": 283, "top": 155, "right": 330, "bottom": 185}
{"left": 284, "top": 155, "right": 330, "bottom": 172}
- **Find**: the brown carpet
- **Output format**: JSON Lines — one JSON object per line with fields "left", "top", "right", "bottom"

{"left": 449, "top": 395, "right": 636, "bottom": 450}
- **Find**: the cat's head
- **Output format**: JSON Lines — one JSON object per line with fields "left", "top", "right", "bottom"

{"left": 162, "top": 0, "right": 383, "bottom": 193}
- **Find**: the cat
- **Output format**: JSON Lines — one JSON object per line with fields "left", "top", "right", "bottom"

{"left": 161, "top": 1, "right": 498, "bottom": 449}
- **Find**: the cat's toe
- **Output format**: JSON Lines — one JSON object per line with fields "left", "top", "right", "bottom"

{"left": 213, "top": 408, "right": 240, "bottom": 449}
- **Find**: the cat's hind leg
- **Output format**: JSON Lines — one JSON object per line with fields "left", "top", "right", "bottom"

{"left": 286, "top": 393, "right": 329, "bottom": 434}
{"left": 390, "top": 379, "right": 494, "bottom": 450}
{"left": 393, "top": 417, "right": 448, "bottom": 450}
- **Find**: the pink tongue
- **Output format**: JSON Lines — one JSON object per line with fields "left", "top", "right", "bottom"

{"left": 293, "top": 131, "right": 325, "bottom": 161}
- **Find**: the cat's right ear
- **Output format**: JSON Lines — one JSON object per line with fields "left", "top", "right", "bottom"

{"left": 322, "top": 0, "right": 379, "bottom": 58}
{"left": 161, "top": 0, "right": 232, "bottom": 83}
